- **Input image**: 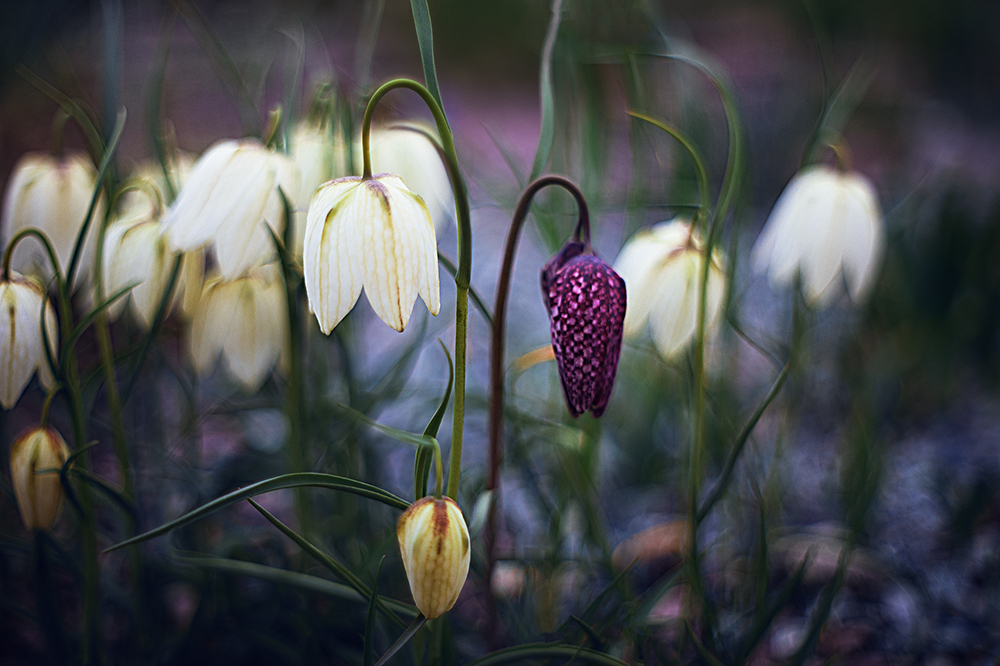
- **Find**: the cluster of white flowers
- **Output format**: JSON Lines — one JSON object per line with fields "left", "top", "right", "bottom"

{"left": 0, "top": 121, "right": 452, "bottom": 408}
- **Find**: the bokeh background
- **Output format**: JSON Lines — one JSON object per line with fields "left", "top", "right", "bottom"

{"left": 3, "top": 0, "right": 1000, "bottom": 663}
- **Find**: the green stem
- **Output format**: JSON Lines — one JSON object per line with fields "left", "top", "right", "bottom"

{"left": 2, "top": 228, "right": 64, "bottom": 285}
{"left": 360, "top": 79, "right": 472, "bottom": 500}
{"left": 278, "top": 191, "right": 312, "bottom": 537}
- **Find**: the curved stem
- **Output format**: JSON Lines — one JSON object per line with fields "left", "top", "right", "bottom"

{"left": 486, "top": 174, "right": 589, "bottom": 646}
{"left": 2, "top": 228, "right": 65, "bottom": 287}
{"left": 360, "top": 78, "right": 472, "bottom": 499}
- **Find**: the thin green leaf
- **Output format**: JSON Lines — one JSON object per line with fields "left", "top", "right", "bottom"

{"left": 60, "top": 282, "right": 138, "bottom": 368}
{"left": 176, "top": 555, "right": 415, "bottom": 616}
{"left": 528, "top": 0, "right": 564, "bottom": 181}
{"left": 374, "top": 614, "right": 427, "bottom": 666}
{"left": 482, "top": 124, "right": 526, "bottom": 190}
{"left": 408, "top": 0, "right": 445, "bottom": 119}
{"left": 338, "top": 403, "right": 439, "bottom": 450}
{"left": 786, "top": 546, "right": 850, "bottom": 666}
{"left": 354, "top": 0, "right": 386, "bottom": 92}
{"left": 423, "top": 340, "right": 453, "bottom": 439}
{"left": 556, "top": 561, "right": 636, "bottom": 634}
{"left": 364, "top": 556, "right": 385, "bottom": 666}
{"left": 247, "top": 498, "right": 410, "bottom": 629}
{"left": 67, "top": 108, "right": 127, "bottom": 290}
{"left": 466, "top": 642, "right": 629, "bottom": 666}
{"left": 105, "top": 472, "right": 409, "bottom": 552}
{"left": 735, "top": 553, "right": 810, "bottom": 664}
{"left": 147, "top": 12, "right": 178, "bottom": 203}
{"left": 697, "top": 363, "right": 790, "bottom": 523}
{"left": 68, "top": 467, "right": 137, "bottom": 523}
{"left": 685, "top": 621, "right": 726, "bottom": 666}
{"left": 568, "top": 615, "right": 604, "bottom": 651}
{"left": 438, "top": 251, "right": 493, "bottom": 327}
{"left": 803, "top": 56, "right": 876, "bottom": 167}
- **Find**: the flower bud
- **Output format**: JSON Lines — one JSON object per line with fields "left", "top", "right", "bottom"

{"left": 9, "top": 426, "right": 71, "bottom": 532}
{"left": 396, "top": 496, "right": 470, "bottom": 619}
{"left": 541, "top": 242, "right": 627, "bottom": 418}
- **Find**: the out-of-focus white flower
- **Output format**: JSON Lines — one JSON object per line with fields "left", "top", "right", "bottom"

{"left": 102, "top": 189, "right": 205, "bottom": 328}
{"left": 397, "top": 496, "right": 471, "bottom": 619}
{"left": 303, "top": 174, "right": 440, "bottom": 333}
{"left": 613, "top": 219, "right": 725, "bottom": 360}
{"left": 164, "top": 139, "right": 300, "bottom": 280}
{"left": 121, "top": 153, "right": 195, "bottom": 216}
{"left": 289, "top": 122, "right": 350, "bottom": 259}
{"left": 752, "top": 164, "right": 885, "bottom": 307}
{"left": 1, "top": 152, "right": 105, "bottom": 282}
{"left": 9, "top": 426, "right": 71, "bottom": 532}
{"left": 0, "top": 274, "right": 58, "bottom": 409}
{"left": 188, "top": 263, "right": 288, "bottom": 391}
{"left": 368, "top": 124, "right": 454, "bottom": 232}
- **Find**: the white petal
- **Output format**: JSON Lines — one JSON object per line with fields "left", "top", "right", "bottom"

{"left": 303, "top": 178, "right": 365, "bottom": 333}
{"left": 164, "top": 140, "right": 243, "bottom": 250}
{"left": 648, "top": 251, "right": 701, "bottom": 359}
{"left": 840, "top": 172, "right": 885, "bottom": 302}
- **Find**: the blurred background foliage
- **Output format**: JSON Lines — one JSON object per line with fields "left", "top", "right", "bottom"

{"left": 2, "top": 0, "right": 1000, "bottom": 664}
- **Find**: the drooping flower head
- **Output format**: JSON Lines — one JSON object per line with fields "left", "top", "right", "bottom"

{"left": 541, "top": 240, "right": 627, "bottom": 418}
{"left": 164, "top": 139, "right": 300, "bottom": 280}
{"left": 752, "top": 164, "right": 884, "bottom": 307}
{"left": 303, "top": 174, "right": 440, "bottom": 333}
{"left": 188, "top": 263, "right": 288, "bottom": 392}
{"left": 0, "top": 274, "right": 58, "bottom": 409}
{"left": 614, "top": 219, "right": 726, "bottom": 361}
{"left": 1, "top": 152, "right": 105, "bottom": 284}
{"left": 396, "top": 496, "right": 471, "bottom": 619}
{"left": 10, "top": 425, "right": 71, "bottom": 532}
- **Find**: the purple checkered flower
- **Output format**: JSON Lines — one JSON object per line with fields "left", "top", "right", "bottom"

{"left": 541, "top": 242, "right": 627, "bottom": 418}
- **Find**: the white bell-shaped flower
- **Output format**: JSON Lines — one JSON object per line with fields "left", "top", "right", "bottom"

{"left": 0, "top": 274, "right": 58, "bottom": 409}
{"left": 188, "top": 263, "right": 288, "bottom": 391}
{"left": 103, "top": 192, "right": 202, "bottom": 328}
{"left": 368, "top": 124, "right": 454, "bottom": 232}
{"left": 614, "top": 220, "right": 725, "bottom": 360}
{"left": 303, "top": 174, "right": 440, "bottom": 333}
{"left": 164, "top": 139, "right": 300, "bottom": 280}
{"left": 752, "top": 164, "right": 885, "bottom": 307}
{"left": 1, "top": 152, "right": 105, "bottom": 283}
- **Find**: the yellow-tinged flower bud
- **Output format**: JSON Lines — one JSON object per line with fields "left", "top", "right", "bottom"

{"left": 0, "top": 274, "right": 58, "bottom": 409}
{"left": 303, "top": 174, "right": 440, "bottom": 333}
{"left": 396, "top": 496, "right": 470, "bottom": 619}
{"left": 9, "top": 426, "right": 71, "bottom": 532}
{"left": 1, "top": 152, "right": 105, "bottom": 282}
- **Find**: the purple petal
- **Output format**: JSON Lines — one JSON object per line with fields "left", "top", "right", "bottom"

{"left": 545, "top": 252, "right": 627, "bottom": 417}
{"left": 540, "top": 241, "right": 586, "bottom": 314}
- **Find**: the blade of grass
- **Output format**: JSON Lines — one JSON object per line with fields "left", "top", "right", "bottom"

{"left": 106, "top": 472, "right": 409, "bottom": 552}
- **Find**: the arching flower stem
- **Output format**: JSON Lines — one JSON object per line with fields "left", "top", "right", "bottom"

{"left": 361, "top": 79, "right": 472, "bottom": 500}
{"left": 486, "top": 174, "right": 589, "bottom": 644}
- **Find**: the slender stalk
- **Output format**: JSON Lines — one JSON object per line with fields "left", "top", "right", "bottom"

{"left": 360, "top": 79, "right": 472, "bottom": 500}
{"left": 278, "top": 192, "right": 312, "bottom": 537}
{"left": 486, "top": 175, "right": 589, "bottom": 646}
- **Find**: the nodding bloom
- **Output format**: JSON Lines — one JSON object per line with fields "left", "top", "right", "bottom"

{"left": 0, "top": 274, "right": 58, "bottom": 409}
{"left": 10, "top": 425, "right": 71, "bottom": 532}
{"left": 303, "top": 174, "right": 440, "bottom": 333}
{"left": 102, "top": 187, "right": 202, "bottom": 329}
{"left": 368, "top": 123, "right": 454, "bottom": 232}
{"left": 188, "top": 263, "right": 288, "bottom": 392}
{"left": 752, "top": 164, "right": 885, "bottom": 307}
{"left": 1, "top": 152, "right": 105, "bottom": 283}
{"left": 396, "top": 496, "right": 471, "bottom": 619}
{"left": 541, "top": 241, "right": 627, "bottom": 418}
{"left": 613, "top": 220, "right": 725, "bottom": 361}
{"left": 164, "top": 139, "right": 300, "bottom": 280}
